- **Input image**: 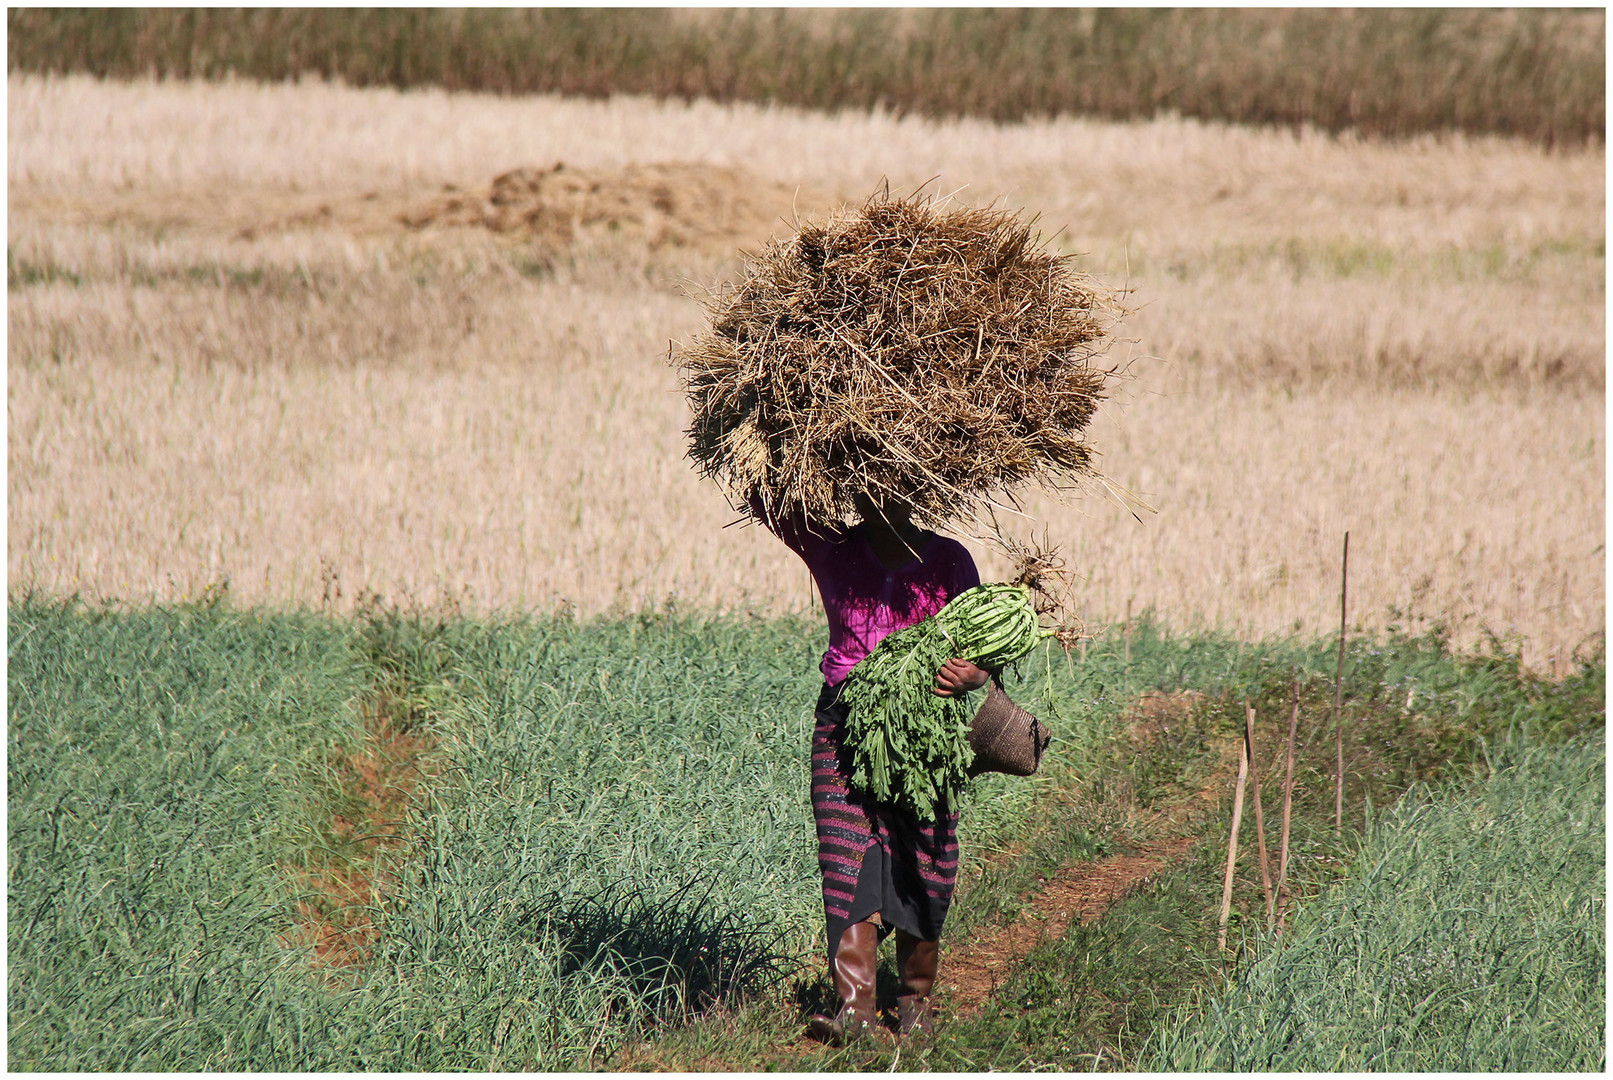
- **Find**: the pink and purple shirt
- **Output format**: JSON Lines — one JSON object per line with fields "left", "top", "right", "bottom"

{"left": 759, "top": 505, "right": 980, "bottom": 686}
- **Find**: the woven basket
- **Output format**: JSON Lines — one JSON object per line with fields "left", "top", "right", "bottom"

{"left": 968, "top": 681, "right": 1051, "bottom": 777}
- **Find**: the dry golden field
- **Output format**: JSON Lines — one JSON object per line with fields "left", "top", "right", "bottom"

{"left": 8, "top": 75, "right": 1605, "bottom": 670}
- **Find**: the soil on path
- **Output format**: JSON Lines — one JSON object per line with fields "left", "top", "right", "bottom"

{"left": 937, "top": 833, "right": 1199, "bottom": 1020}
{"left": 936, "top": 689, "right": 1233, "bottom": 1021}
{"left": 754, "top": 829, "right": 1207, "bottom": 1065}
{"left": 283, "top": 692, "right": 441, "bottom": 972}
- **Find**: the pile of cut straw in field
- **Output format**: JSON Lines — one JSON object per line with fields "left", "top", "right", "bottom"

{"left": 400, "top": 161, "right": 794, "bottom": 254}
{"left": 676, "top": 192, "right": 1124, "bottom": 536}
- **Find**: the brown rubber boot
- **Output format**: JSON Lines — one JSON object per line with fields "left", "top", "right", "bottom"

{"left": 894, "top": 929, "right": 939, "bottom": 1040}
{"left": 806, "top": 919, "right": 880, "bottom": 1044}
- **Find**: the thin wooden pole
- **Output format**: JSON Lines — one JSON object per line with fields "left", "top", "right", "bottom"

{"left": 1276, "top": 683, "right": 1299, "bottom": 932}
{"left": 1245, "top": 702, "right": 1274, "bottom": 927}
{"left": 1333, "top": 531, "right": 1349, "bottom": 834}
{"left": 1218, "top": 737, "right": 1250, "bottom": 952}
{"left": 1123, "top": 597, "right": 1132, "bottom": 669}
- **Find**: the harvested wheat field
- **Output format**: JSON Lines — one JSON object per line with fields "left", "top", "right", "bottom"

{"left": 8, "top": 75, "right": 1605, "bottom": 670}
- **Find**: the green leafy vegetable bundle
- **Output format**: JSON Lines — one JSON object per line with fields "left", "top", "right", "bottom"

{"left": 839, "top": 583, "right": 1047, "bottom": 820}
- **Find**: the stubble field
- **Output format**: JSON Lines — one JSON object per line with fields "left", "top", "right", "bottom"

{"left": 8, "top": 74, "right": 1605, "bottom": 669}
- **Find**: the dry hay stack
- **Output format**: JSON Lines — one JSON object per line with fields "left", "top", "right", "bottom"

{"left": 399, "top": 162, "right": 795, "bottom": 254}
{"left": 676, "top": 192, "right": 1125, "bottom": 536}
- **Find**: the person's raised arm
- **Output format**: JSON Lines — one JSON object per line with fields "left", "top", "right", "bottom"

{"left": 747, "top": 491, "right": 828, "bottom": 558}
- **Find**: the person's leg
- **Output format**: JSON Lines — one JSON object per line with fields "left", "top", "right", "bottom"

{"left": 808, "top": 689, "right": 882, "bottom": 1043}
{"left": 894, "top": 928, "right": 939, "bottom": 1038}
{"left": 808, "top": 917, "right": 880, "bottom": 1043}
{"left": 879, "top": 799, "right": 956, "bottom": 1038}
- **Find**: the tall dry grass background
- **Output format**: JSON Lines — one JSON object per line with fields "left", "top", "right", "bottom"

{"left": 8, "top": 8, "right": 1603, "bottom": 145}
{"left": 8, "top": 75, "right": 1605, "bottom": 670}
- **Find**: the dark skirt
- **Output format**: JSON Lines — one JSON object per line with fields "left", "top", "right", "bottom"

{"left": 812, "top": 682, "right": 960, "bottom": 962}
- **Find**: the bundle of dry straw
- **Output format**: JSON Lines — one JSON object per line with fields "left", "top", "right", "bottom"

{"left": 675, "top": 190, "right": 1125, "bottom": 537}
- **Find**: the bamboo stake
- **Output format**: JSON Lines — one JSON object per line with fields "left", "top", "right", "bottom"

{"left": 1245, "top": 701, "right": 1274, "bottom": 927}
{"left": 1217, "top": 736, "right": 1250, "bottom": 952}
{"left": 1276, "top": 683, "right": 1299, "bottom": 932}
{"left": 1333, "top": 531, "right": 1349, "bottom": 834}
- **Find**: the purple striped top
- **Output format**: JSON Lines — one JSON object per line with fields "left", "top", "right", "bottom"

{"left": 757, "top": 505, "right": 980, "bottom": 686}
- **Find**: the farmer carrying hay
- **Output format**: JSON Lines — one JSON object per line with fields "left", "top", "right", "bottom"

{"left": 676, "top": 190, "right": 1122, "bottom": 1043}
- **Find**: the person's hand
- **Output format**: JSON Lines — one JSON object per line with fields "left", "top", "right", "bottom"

{"left": 934, "top": 658, "right": 989, "bottom": 697}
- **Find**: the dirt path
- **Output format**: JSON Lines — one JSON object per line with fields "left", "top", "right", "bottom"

{"left": 533, "top": 691, "right": 1249, "bottom": 1070}
{"left": 931, "top": 690, "right": 1236, "bottom": 1020}
{"left": 677, "top": 730, "right": 1235, "bottom": 1068}
{"left": 283, "top": 693, "right": 441, "bottom": 972}
{"left": 938, "top": 833, "right": 1199, "bottom": 1019}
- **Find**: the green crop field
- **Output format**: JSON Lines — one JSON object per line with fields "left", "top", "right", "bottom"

{"left": 7, "top": 596, "right": 1163, "bottom": 1068}
{"left": 1146, "top": 734, "right": 1605, "bottom": 1071}
{"left": 8, "top": 595, "right": 1603, "bottom": 1070}
{"left": 7, "top": 600, "right": 367, "bottom": 1069}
